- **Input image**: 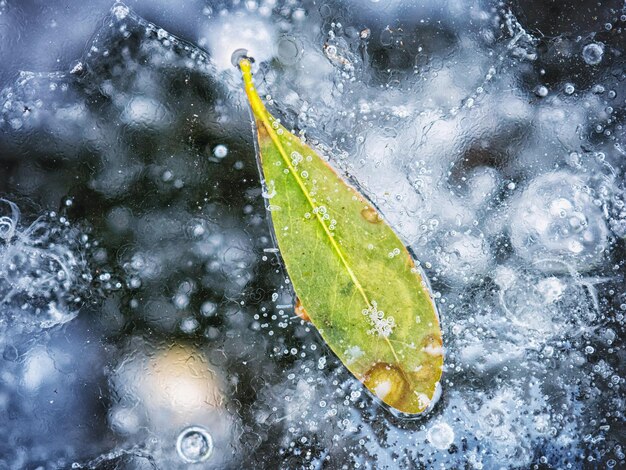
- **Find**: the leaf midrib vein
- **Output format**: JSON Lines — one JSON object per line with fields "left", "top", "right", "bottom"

{"left": 239, "top": 59, "right": 402, "bottom": 368}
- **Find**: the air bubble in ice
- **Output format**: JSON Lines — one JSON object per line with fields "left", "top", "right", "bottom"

{"left": 292, "top": 9, "right": 305, "bottom": 21}
{"left": 277, "top": 36, "right": 301, "bottom": 65}
{"left": 564, "top": 83, "right": 575, "bottom": 95}
{"left": 180, "top": 317, "right": 199, "bottom": 334}
{"left": 213, "top": 144, "right": 228, "bottom": 159}
{"left": 582, "top": 42, "right": 604, "bottom": 65}
{"left": 2, "top": 345, "right": 18, "bottom": 362}
{"left": 509, "top": 172, "right": 609, "bottom": 270}
{"left": 176, "top": 426, "right": 213, "bottom": 463}
{"left": 380, "top": 27, "right": 393, "bottom": 46}
{"left": 0, "top": 200, "right": 90, "bottom": 331}
{"left": 174, "top": 293, "right": 190, "bottom": 309}
{"left": 201, "top": 301, "right": 217, "bottom": 317}
{"left": 427, "top": 422, "right": 454, "bottom": 450}
{"left": 0, "top": 198, "right": 19, "bottom": 241}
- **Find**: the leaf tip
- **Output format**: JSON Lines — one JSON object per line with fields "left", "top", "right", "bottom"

{"left": 231, "top": 48, "right": 253, "bottom": 69}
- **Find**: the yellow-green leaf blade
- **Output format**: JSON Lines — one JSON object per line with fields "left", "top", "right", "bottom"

{"left": 240, "top": 59, "right": 443, "bottom": 415}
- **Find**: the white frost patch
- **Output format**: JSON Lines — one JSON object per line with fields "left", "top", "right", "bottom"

{"left": 416, "top": 392, "right": 432, "bottom": 410}
{"left": 40, "top": 302, "right": 78, "bottom": 328}
{"left": 109, "top": 406, "right": 141, "bottom": 436}
{"left": 112, "top": 3, "right": 130, "bottom": 20}
{"left": 22, "top": 348, "right": 55, "bottom": 391}
{"left": 374, "top": 381, "right": 392, "bottom": 400}
{"left": 494, "top": 265, "right": 517, "bottom": 290}
{"left": 423, "top": 344, "right": 444, "bottom": 356}
{"left": 362, "top": 301, "right": 395, "bottom": 337}
{"left": 535, "top": 276, "right": 565, "bottom": 304}
{"left": 121, "top": 96, "right": 170, "bottom": 128}
{"left": 344, "top": 345, "right": 364, "bottom": 365}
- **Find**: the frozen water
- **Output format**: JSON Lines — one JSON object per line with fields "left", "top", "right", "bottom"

{"left": 426, "top": 421, "right": 454, "bottom": 450}
{"left": 0, "top": 199, "right": 92, "bottom": 334}
{"left": 0, "top": 0, "right": 624, "bottom": 469}
{"left": 508, "top": 171, "right": 610, "bottom": 270}
{"left": 582, "top": 42, "right": 605, "bottom": 65}
{"left": 176, "top": 426, "right": 214, "bottom": 463}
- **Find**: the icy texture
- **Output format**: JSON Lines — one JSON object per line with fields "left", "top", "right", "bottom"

{"left": 0, "top": 1, "right": 624, "bottom": 469}
{"left": 0, "top": 199, "right": 92, "bottom": 333}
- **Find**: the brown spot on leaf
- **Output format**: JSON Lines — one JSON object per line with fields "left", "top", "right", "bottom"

{"left": 362, "top": 362, "right": 410, "bottom": 409}
{"left": 256, "top": 120, "right": 273, "bottom": 145}
{"left": 295, "top": 298, "right": 310, "bottom": 322}
{"left": 410, "top": 362, "right": 439, "bottom": 384}
{"left": 361, "top": 207, "right": 381, "bottom": 224}
{"left": 425, "top": 333, "right": 443, "bottom": 346}
{"left": 421, "top": 333, "right": 444, "bottom": 356}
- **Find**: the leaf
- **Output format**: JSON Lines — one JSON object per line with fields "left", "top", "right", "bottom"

{"left": 239, "top": 59, "right": 443, "bottom": 415}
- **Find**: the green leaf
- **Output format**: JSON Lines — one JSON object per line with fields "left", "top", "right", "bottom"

{"left": 239, "top": 59, "right": 443, "bottom": 415}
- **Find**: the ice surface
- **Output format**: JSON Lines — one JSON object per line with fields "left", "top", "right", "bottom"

{"left": 0, "top": 0, "right": 624, "bottom": 469}
{"left": 0, "top": 199, "right": 92, "bottom": 333}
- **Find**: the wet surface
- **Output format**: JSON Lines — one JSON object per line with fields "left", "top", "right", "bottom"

{"left": 0, "top": 1, "right": 625, "bottom": 468}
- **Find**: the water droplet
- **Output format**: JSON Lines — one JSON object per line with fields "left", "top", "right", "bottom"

{"left": 176, "top": 426, "right": 213, "bottom": 463}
